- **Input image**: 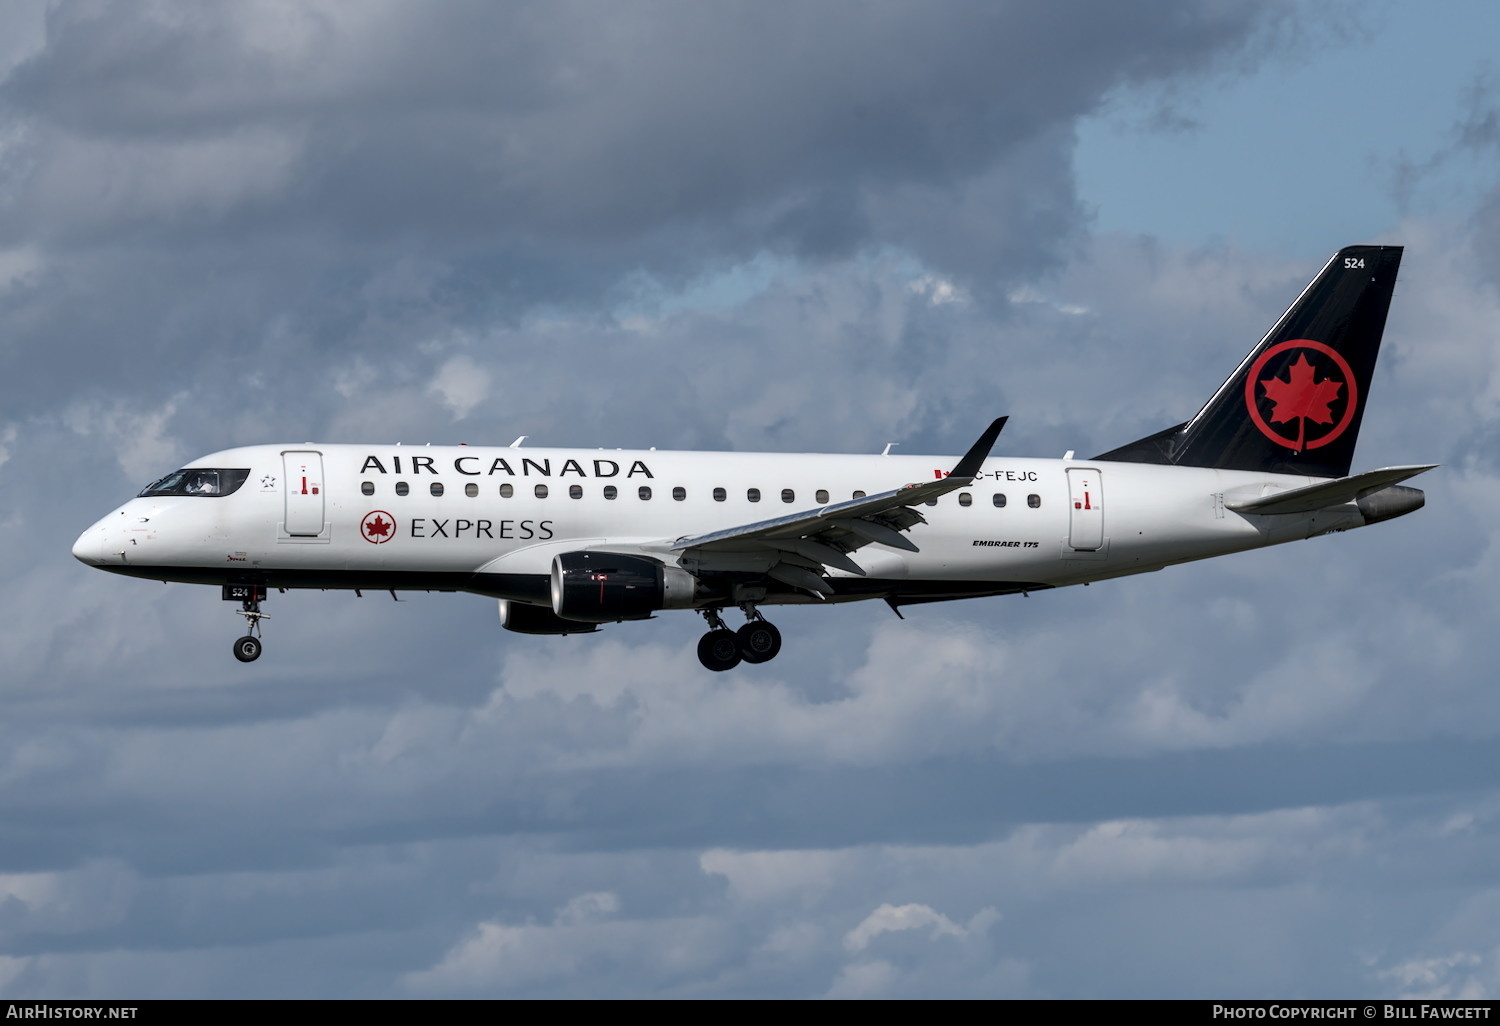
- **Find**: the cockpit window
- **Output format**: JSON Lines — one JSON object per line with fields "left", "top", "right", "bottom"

{"left": 138, "top": 468, "right": 250, "bottom": 498}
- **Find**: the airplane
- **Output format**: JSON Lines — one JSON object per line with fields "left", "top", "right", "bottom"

{"left": 72, "top": 244, "right": 1434, "bottom": 671}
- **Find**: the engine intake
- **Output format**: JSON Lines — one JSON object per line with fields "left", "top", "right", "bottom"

{"left": 550, "top": 551, "right": 697, "bottom": 623}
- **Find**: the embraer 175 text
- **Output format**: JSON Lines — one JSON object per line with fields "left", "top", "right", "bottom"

{"left": 74, "top": 246, "right": 1433, "bottom": 671}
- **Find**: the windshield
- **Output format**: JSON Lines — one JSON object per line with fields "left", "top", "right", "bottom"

{"left": 138, "top": 468, "right": 250, "bottom": 498}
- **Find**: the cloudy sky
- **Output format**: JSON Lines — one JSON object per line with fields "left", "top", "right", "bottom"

{"left": 3, "top": 0, "right": 1499, "bottom": 998}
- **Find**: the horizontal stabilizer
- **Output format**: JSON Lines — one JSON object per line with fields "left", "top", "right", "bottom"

{"left": 1225, "top": 464, "right": 1437, "bottom": 515}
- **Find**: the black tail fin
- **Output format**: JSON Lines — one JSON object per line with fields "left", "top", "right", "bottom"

{"left": 1096, "top": 244, "right": 1402, "bottom": 478}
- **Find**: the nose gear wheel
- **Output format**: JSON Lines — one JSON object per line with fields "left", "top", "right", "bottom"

{"left": 231, "top": 590, "right": 269, "bottom": 662}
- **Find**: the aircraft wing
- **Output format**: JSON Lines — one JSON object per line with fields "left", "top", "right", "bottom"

{"left": 1225, "top": 464, "right": 1437, "bottom": 515}
{"left": 669, "top": 418, "right": 1006, "bottom": 592}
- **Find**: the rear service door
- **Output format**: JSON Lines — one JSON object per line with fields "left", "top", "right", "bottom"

{"left": 282, "top": 450, "right": 326, "bottom": 537}
{"left": 1066, "top": 467, "right": 1103, "bottom": 551}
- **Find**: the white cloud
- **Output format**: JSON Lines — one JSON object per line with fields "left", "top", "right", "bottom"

{"left": 0, "top": 246, "right": 43, "bottom": 290}
{"left": 1006, "top": 282, "right": 1087, "bottom": 315}
{"left": 0, "top": 0, "right": 45, "bottom": 79}
{"left": 25, "top": 127, "right": 302, "bottom": 241}
{"left": 62, "top": 396, "right": 186, "bottom": 481}
{"left": 909, "top": 273, "right": 966, "bottom": 306}
{"left": 556, "top": 891, "right": 620, "bottom": 926}
{"left": 1046, "top": 818, "right": 1282, "bottom": 888}
{"left": 825, "top": 958, "right": 899, "bottom": 998}
{"left": 427, "top": 355, "right": 491, "bottom": 420}
{"left": 843, "top": 902, "right": 970, "bottom": 952}
{"left": 0, "top": 422, "right": 16, "bottom": 474}
{"left": 701, "top": 848, "right": 847, "bottom": 905}
{"left": 1379, "top": 952, "right": 1492, "bottom": 1000}
{"left": 0, "top": 861, "right": 133, "bottom": 937}
{"left": 404, "top": 909, "right": 729, "bottom": 996}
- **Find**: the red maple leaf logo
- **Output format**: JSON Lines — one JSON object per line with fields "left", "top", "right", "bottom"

{"left": 1258, "top": 354, "right": 1343, "bottom": 452}
{"left": 361, "top": 511, "right": 396, "bottom": 543}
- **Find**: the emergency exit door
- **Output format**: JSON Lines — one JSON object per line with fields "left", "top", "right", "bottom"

{"left": 282, "top": 450, "right": 325, "bottom": 537}
{"left": 1066, "top": 467, "right": 1103, "bottom": 551}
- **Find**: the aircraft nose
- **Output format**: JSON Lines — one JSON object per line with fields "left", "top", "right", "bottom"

{"left": 72, "top": 524, "right": 103, "bottom": 565}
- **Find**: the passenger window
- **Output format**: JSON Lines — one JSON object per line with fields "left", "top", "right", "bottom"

{"left": 639, "top": 486, "right": 652, "bottom": 500}
{"left": 853, "top": 490, "right": 866, "bottom": 499}
{"left": 361, "top": 481, "right": 375, "bottom": 496}
{"left": 465, "top": 483, "right": 479, "bottom": 498}
{"left": 430, "top": 482, "right": 444, "bottom": 497}
{"left": 1028, "top": 493, "right": 1041, "bottom": 508}
{"left": 535, "top": 484, "right": 548, "bottom": 499}
{"left": 672, "top": 486, "right": 686, "bottom": 501}
{"left": 748, "top": 488, "right": 761, "bottom": 502}
{"left": 713, "top": 487, "right": 726, "bottom": 502}
{"left": 781, "top": 489, "right": 795, "bottom": 504}
{"left": 500, "top": 483, "right": 513, "bottom": 498}
{"left": 816, "top": 489, "right": 829, "bottom": 504}
{"left": 604, "top": 485, "right": 618, "bottom": 500}
{"left": 395, "top": 481, "right": 410, "bottom": 497}
{"left": 959, "top": 492, "right": 972, "bottom": 507}
{"left": 569, "top": 484, "right": 583, "bottom": 499}
{"left": 992, "top": 493, "right": 1006, "bottom": 508}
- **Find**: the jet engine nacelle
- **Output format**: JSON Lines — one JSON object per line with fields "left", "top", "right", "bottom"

{"left": 498, "top": 599, "right": 600, "bottom": 635}
{"left": 550, "top": 551, "right": 698, "bottom": 623}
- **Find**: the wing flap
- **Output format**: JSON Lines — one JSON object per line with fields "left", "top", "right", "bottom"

{"left": 670, "top": 418, "right": 1006, "bottom": 556}
{"left": 768, "top": 562, "right": 835, "bottom": 595}
{"left": 826, "top": 516, "right": 919, "bottom": 552}
{"left": 762, "top": 538, "right": 867, "bottom": 575}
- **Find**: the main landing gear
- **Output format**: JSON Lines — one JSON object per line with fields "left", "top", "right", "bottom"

{"left": 227, "top": 585, "right": 270, "bottom": 663}
{"left": 696, "top": 607, "right": 783, "bottom": 672}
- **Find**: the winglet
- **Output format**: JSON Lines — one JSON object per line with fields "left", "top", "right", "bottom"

{"left": 949, "top": 417, "right": 1007, "bottom": 480}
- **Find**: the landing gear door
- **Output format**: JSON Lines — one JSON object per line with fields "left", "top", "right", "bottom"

{"left": 1066, "top": 467, "right": 1103, "bottom": 551}
{"left": 282, "top": 450, "right": 327, "bottom": 538}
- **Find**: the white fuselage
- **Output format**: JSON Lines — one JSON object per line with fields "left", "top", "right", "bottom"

{"left": 72, "top": 442, "right": 1364, "bottom": 603}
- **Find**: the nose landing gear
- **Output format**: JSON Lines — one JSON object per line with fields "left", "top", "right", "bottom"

{"left": 233, "top": 634, "right": 263, "bottom": 663}
{"left": 696, "top": 607, "right": 783, "bottom": 671}
{"left": 225, "top": 584, "right": 269, "bottom": 663}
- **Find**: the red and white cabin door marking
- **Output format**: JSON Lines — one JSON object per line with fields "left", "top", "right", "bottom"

{"left": 1066, "top": 467, "right": 1104, "bottom": 551}
{"left": 282, "top": 450, "right": 326, "bottom": 537}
